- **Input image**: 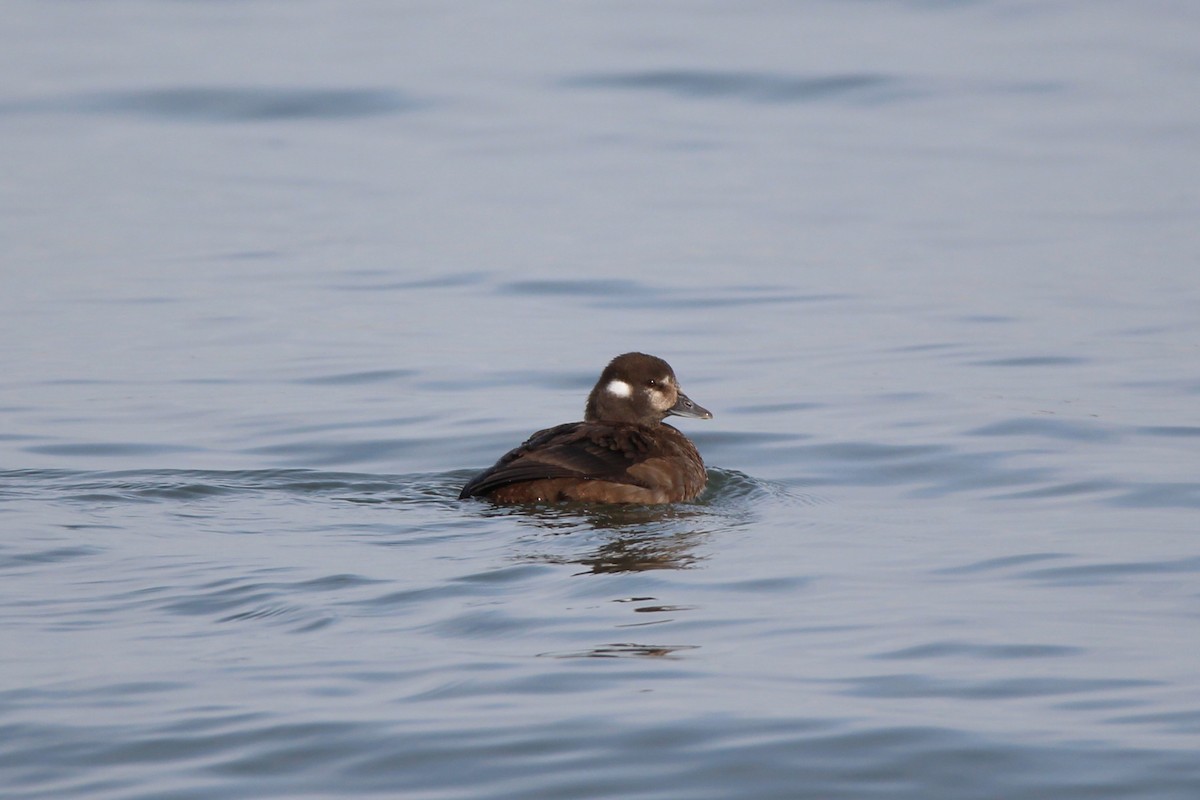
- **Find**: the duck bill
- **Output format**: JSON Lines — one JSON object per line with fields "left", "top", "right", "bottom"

{"left": 668, "top": 391, "right": 712, "bottom": 420}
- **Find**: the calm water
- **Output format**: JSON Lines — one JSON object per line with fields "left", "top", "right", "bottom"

{"left": 4, "top": 1, "right": 1200, "bottom": 798}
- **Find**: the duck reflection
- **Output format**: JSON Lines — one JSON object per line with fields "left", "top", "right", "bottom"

{"left": 483, "top": 502, "right": 714, "bottom": 573}
{"left": 474, "top": 502, "right": 731, "bottom": 660}
{"left": 571, "top": 527, "right": 705, "bottom": 573}
{"left": 540, "top": 642, "right": 700, "bottom": 659}
{"left": 457, "top": 469, "right": 779, "bottom": 661}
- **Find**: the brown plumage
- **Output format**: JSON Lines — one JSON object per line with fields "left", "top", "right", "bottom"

{"left": 459, "top": 353, "right": 712, "bottom": 504}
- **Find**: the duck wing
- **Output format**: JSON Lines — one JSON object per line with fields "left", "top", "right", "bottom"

{"left": 459, "top": 423, "right": 653, "bottom": 499}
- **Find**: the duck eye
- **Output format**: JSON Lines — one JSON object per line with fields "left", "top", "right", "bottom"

{"left": 646, "top": 379, "right": 658, "bottom": 388}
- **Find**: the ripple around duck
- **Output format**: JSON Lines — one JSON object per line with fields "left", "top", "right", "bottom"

{"left": 450, "top": 467, "right": 802, "bottom": 574}
{"left": 2, "top": 466, "right": 795, "bottom": 518}
{"left": 766, "top": 431, "right": 1200, "bottom": 509}
{"left": 0, "top": 468, "right": 470, "bottom": 508}
{"left": 461, "top": 467, "right": 800, "bottom": 526}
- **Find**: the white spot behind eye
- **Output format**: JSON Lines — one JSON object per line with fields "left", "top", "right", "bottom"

{"left": 606, "top": 379, "right": 633, "bottom": 398}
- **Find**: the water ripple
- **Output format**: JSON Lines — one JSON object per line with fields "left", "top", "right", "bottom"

{"left": 0, "top": 468, "right": 465, "bottom": 508}
{"left": 1111, "top": 482, "right": 1200, "bottom": 509}
{"left": 874, "top": 640, "right": 1083, "bottom": 660}
{"left": 562, "top": 70, "right": 907, "bottom": 105}
{"left": 968, "top": 417, "right": 1117, "bottom": 442}
{"left": 4, "top": 714, "right": 1196, "bottom": 800}
{"left": 1020, "top": 556, "right": 1200, "bottom": 586}
{"left": 496, "top": 276, "right": 846, "bottom": 309}
{"left": 971, "top": 356, "right": 1089, "bottom": 368}
{"left": 844, "top": 673, "right": 1159, "bottom": 701}
{"left": 1, "top": 87, "right": 426, "bottom": 122}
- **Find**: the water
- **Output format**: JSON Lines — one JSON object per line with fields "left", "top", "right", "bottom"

{"left": 3, "top": 1, "right": 1200, "bottom": 797}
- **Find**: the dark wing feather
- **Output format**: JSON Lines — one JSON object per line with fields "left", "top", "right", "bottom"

{"left": 459, "top": 423, "right": 653, "bottom": 499}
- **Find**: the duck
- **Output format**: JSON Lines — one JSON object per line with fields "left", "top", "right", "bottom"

{"left": 459, "top": 352, "right": 712, "bottom": 504}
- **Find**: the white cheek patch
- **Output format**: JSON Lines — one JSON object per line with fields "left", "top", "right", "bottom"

{"left": 606, "top": 379, "right": 633, "bottom": 398}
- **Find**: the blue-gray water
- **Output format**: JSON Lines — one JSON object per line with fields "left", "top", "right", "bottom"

{"left": 3, "top": 2, "right": 1200, "bottom": 798}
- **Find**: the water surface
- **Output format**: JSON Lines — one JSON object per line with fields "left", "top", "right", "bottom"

{"left": 3, "top": 1, "right": 1200, "bottom": 798}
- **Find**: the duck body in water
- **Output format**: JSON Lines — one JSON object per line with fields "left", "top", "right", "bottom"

{"left": 459, "top": 353, "right": 712, "bottom": 504}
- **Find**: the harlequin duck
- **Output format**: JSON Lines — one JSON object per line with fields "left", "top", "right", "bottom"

{"left": 459, "top": 352, "right": 712, "bottom": 504}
